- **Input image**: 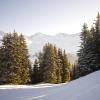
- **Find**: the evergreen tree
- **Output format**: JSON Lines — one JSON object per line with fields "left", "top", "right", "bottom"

{"left": 42, "top": 43, "right": 58, "bottom": 83}
{"left": 92, "top": 13, "right": 100, "bottom": 70}
{"left": 87, "top": 27, "right": 98, "bottom": 72}
{"left": 78, "top": 24, "right": 92, "bottom": 76}
{"left": 57, "top": 49, "right": 63, "bottom": 82}
{"left": 62, "top": 50, "right": 71, "bottom": 82}
{"left": 54, "top": 46, "right": 61, "bottom": 83}
{"left": 71, "top": 63, "right": 79, "bottom": 80}
{"left": 37, "top": 52, "right": 44, "bottom": 82}
{"left": 32, "top": 59, "right": 41, "bottom": 83}
{"left": 78, "top": 13, "right": 100, "bottom": 77}
{"left": 18, "top": 34, "right": 31, "bottom": 84}
{"left": 0, "top": 32, "right": 31, "bottom": 84}
{"left": 32, "top": 43, "right": 71, "bottom": 84}
{"left": 0, "top": 34, "right": 13, "bottom": 84}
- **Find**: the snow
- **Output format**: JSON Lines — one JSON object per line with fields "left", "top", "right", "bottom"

{"left": 0, "top": 84, "right": 61, "bottom": 89}
{"left": 28, "top": 33, "right": 81, "bottom": 55}
{"left": 0, "top": 70, "right": 100, "bottom": 100}
{"left": 0, "top": 31, "right": 81, "bottom": 55}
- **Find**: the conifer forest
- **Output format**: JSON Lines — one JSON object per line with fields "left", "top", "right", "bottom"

{"left": 0, "top": 13, "right": 100, "bottom": 85}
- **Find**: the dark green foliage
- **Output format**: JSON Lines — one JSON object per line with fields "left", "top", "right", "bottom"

{"left": 18, "top": 34, "right": 31, "bottom": 84}
{"left": 78, "top": 13, "right": 100, "bottom": 77}
{"left": 78, "top": 24, "right": 93, "bottom": 76}
{"left": 0, "top": 32, "right": 31, "bottom": 84}
{"left": 62, "top": 50, "right": 71, "bottom": 82}
{"left": 57, "top": 49, "right": 63, "bottom": 83}
{"left": 37, "top": 52, "right": 44, "bottom": 82}
{"left": 54, "top": 46, "right": 62, "bottom": 83}
{"left": 32, "top": 43, "right": 71, "bottom": 84}
{"left": 92, "top": 13, "right": 100, "bottom": 70}
{"left": 42, "top": 43, "right": 58, "bottom": 83}
{"left": 71, "top": 63, "right": 79, "bottom": 80}
{"left": 32, "top": 59, "right": 42, "bottom": 83}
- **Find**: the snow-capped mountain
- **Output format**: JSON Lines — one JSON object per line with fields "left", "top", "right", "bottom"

{"left": 27, "top": 32, "right": 81, "bottom": 55}
{"left": 0, "top": 31, "right": 81, "bottom": 55}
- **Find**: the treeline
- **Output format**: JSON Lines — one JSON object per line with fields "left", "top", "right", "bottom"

{"left": 0, "top": 32, "right": 71, "bottom": 84}
{"left": 32, "top": 43, "right": 71, "bottom": 84}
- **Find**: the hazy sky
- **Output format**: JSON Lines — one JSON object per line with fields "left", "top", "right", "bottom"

{"left": 0, "top": 0, "right": 100, "bottom": 36}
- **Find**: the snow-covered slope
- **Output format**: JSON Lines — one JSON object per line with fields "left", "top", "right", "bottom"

{"left": 0, "top": 70, "right": 100, "bottom": 100}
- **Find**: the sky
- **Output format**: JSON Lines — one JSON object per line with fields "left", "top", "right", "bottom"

{"left": 0, "top": 0, "right": 100, "bottom": 36}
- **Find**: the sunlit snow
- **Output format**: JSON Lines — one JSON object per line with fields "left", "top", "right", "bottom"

{"left": 0, "top": 71, "right": 100, "bottom": 100}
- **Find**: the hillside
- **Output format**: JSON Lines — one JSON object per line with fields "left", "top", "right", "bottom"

{"left": 0, "top": 70, "right": 100, "bottom": 100}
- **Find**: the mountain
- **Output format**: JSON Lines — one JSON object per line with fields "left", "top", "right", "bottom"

{"left": 0, "top": 70, "right": 100, "bottom": 100}
{"left": 27, "top": 33, "right": 81, "bottom": 55}
{"left": 0, "top": 31, "right": 81, "bottom": 55}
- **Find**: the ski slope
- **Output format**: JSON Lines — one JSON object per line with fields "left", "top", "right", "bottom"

{"left": 0, "top": 71, "right": 100, "bottom": 100}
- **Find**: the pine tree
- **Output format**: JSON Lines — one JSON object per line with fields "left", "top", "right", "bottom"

{"left": 78, "top": 23, "right": 92, "bottom": 76}
{"left": 61, "top": 50, "right": 71, "bottom": 82}
{"left": 32, "top": 43, "right": 71, "bottom": 84}
{"left": 42, "top": 43, "right": 58, "bottom": 83}
{"left": 54, "top": 46, "right": 61, "bottom": 83}
{"left": 92, "top": 13, "right": 100, "bottom": 70}
{"left": 57, "top": 49, "right": 63, "bottom": 82}
{"left": 0, "top": 34, "right": 12, "bottom": 84}
{"left": 0, "top": 32, "right": 31, "bottom": 84}
{"left": 71, "top": 63, "right": 79, "bottom": 80}
{"left": 0, "top": 33, "right": 21, "bottom": 84}
{"left": 78, "top": 13, "right": 100, "bottom": 77}
{"left": 18, "top": 34, "right": 31, "bottom": 84}
{"left": 37, "top": 52, "right": 44, "bottom": 82}
{"left": 32, "top": 59, "right": 41, "bottom": 84}
{"left": 87, "top": 27, "right": 98, "bottom": 72}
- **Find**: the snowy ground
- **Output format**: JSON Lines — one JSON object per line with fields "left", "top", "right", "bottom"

{"left": 0, "top": 71, "right": 100, "bottom": 100}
